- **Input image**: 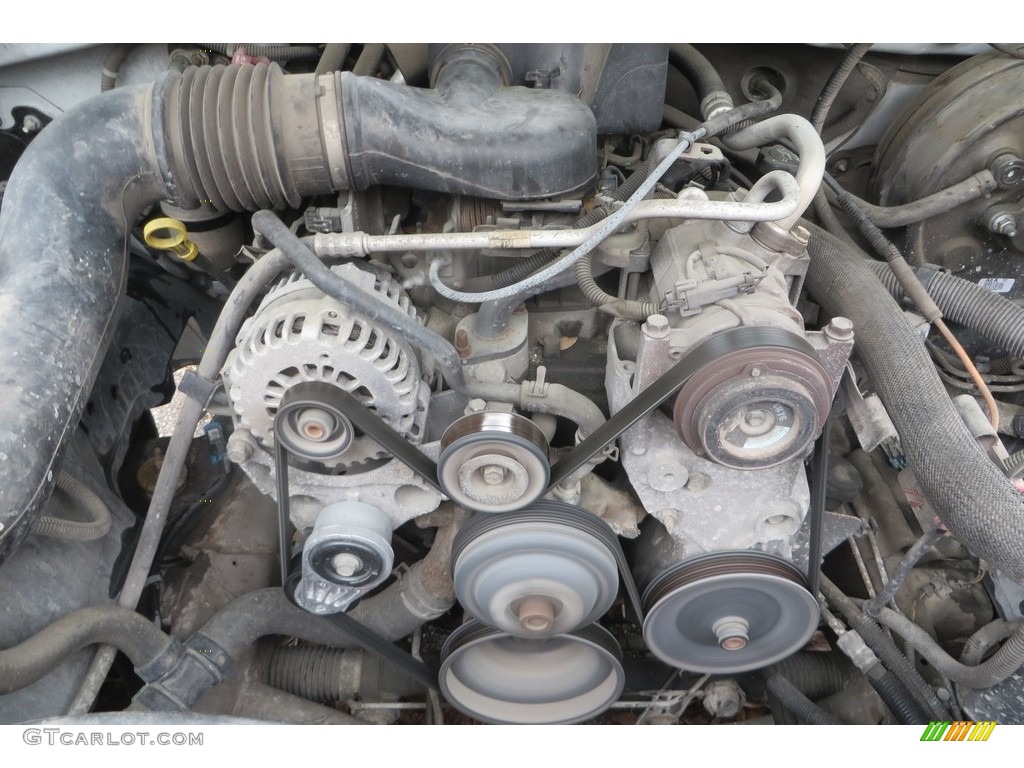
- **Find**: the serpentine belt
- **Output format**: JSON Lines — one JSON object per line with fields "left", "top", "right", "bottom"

{"left": 270, "top": 325, "right": 827, "bottom": 691}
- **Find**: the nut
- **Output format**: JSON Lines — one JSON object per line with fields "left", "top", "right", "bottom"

{"left": 988, "top": 211, "right": 1019, "bottom": 238}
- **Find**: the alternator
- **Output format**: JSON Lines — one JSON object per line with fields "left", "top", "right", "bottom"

{"left": 225, "top": 263, "right": 430, "bottom": 471}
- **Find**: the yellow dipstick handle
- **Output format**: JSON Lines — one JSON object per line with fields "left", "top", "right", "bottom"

{"left": 143, "top": 217, "right": 199, "bottom": 262}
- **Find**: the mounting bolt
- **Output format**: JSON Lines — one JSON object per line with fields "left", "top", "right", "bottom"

{"left": 331, "top": 553, "right": 363, "bottom": 578}
{"left": 825, "top": 316, "right": 855, "bottom": 341}
{"left": 226, "top": 429, "right": 256, "bottom": 464}
{"left": 988, "top": 211, "right": 1019, "bottom": 239}
{"left": 455, "top": 328, "right": 472, "bottom": 358}
{"left": 990, "top": 154, "right": 1024, "bottom": 188}
{"left": 481, "top": 465, "right": 506, "bottom": 485}
{"left": 643, "top": 314, "right": 671, "bottom": 340}
{"left": 20, "top": 114, "right": 42, "bottom": 134}
{"left": 465, "top": 398, "right": 487, "bottom": 414}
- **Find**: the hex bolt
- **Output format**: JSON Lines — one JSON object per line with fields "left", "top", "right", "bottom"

{"left": 454, "top": 328, "right": 471, "bottom": 358}
{"left": 465, "top": 398, "right": 487, "bottom": 414}
{"left": 226, "top": 429, "right": 256, "bottom": 464}
{"left": 990, "top": 154, "right": 1024, "bottom": 188}
{"left": 825, "top": 316, "right": 854, "bottom": 341}
{"left": 481, "top": 465, "right": 506, "bottom": 485}
{"left": 331, "top": 553, "right": 363, "bottom": 578}
{"left": 643, "top": 314, "right": 671, "bottom": 340}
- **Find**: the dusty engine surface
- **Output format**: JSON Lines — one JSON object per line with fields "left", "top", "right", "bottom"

{"left": 0, "top": 42, "right": 1023, "bottom": 729}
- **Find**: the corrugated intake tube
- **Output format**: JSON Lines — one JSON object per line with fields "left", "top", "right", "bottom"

{"left": 804, "top": 225, "right": 1024, "bottom": 581}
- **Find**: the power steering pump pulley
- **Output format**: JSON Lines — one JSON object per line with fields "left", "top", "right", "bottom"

{"left": 641, "top": 550, "right": 819, "bottom": 674}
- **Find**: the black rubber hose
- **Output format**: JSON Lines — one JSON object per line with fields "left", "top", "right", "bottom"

{"left": 342, "top": 47, "right": 596, "bottom": 199}
{"left": 867, "top": 667, "right": 930, "bottom": 724}
{"left": 876, "top": 607, "right": 1024, "bottom": 688}
{"left": 714, "top": 81, "right": 784, "bottom": 139}
{"left": 669, "top": 44, "right": 733, "bottom": 119}
{"left": 0, "top": 84, "right": 168, "bottom": 561}
{"left": 810, "top": 44, "right": 873, "bottom": 134}
{"left": 863, "top": 528, "right": 945, "bottom": 617}
{"left": 251, "top": 211, "right": 467, "bottom": 392}
{"left": 202, "top": 44, "right": 322, "bottom": 62}
{"left": 772, "top": 652, "right": 847, "bottom": 700}
{"left": 315, "top": 43, "right": 351, "bottom": 76}
{"left": 804, "top": 226, "right": 1024, "bottom": 581}
{"left": 829, "top": 171, "right": 997, "bottom": 228}
{"left": 100, "top": 44, "right": 134, "bottom": 91}
{"left": 352, "top": 43, "right": 386, "bottom": 76}
{"left": 868, "top": 261, "right": 1024, "bottom": 360}
{"left": 820, "top": 575, "right": 948, "bottom": 719}
{"left": 0, "top": 607, "right": 173, "bottom": 695}
{"left": 763, "top": 670, "right": 840, "bottom": 724}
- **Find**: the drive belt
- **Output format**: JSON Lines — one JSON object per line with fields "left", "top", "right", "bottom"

{"left": 272, "top": 404, "right": 441, "bottom": 691}
{"left": 281, "top": 558, "right": 441, "bottom": 692}
{"left": 287, "top": 325, "right": 815, "bottom": 496}
{"left": 269, "top": 325, "right": 821, "bottom": 692}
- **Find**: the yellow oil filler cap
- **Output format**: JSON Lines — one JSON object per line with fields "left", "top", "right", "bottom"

{"left": 143, "top": 217, "right": 199, "bottom": 262}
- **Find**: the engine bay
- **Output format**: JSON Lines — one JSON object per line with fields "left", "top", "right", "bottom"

{"left": 0, "top": 41, "right": 1023, "bottom": 726}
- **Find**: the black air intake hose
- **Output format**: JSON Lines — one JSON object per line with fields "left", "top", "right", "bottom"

{"left": 868, "top": 261, "right": 1024, "bottom": 360}
{"left": 804, "top": 226, "right": 1024, "bottom": 581}
{"left": 0, "top": 52, "right": 598, "bottom": 561}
